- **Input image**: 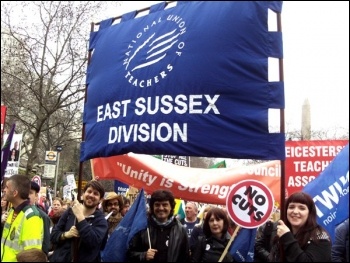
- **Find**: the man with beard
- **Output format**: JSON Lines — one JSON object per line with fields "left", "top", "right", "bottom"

{"left": 127, "top": 189, "right": 189, "bottom": 262}
{"left": 49, "top": 180, "right": 108, "bottom": 262}
{"left": 101, "top": 192, "right": 123, "bottom": 238}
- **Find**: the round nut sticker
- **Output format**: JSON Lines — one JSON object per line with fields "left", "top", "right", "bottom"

{"left": 226, "top": 180, "right": 274, "bottom": 228}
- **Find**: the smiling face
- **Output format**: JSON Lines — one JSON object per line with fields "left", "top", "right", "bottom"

{"left": 286, "top": 202, "right": 309, "bottom": 233}
{"left": 153, "top": 200, "right": 171, "bottom": 223}
{"left": 83, "top": 186, "right": 102, "bottom": 209}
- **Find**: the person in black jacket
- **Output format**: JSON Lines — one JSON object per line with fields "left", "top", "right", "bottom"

{"left": 254, "top": 220, "right": 278, "bottom": 262}
{"left": 127, "top": 189, "right": 189, "bottom": 262}
{"left": 190, "top": 204, "right": 213, "bottom": 252}
{"left": 331, "top": 218, "right": 349, "bottom": 262}
{"left": 190, "top": 207, "right": 234, "bottom": 262}
{"left": 267, "top": 192, "right": 331, "bottom": 262}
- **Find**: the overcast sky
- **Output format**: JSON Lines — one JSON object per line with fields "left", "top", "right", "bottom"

{"left": 100, "top": 1, "right": 349, "bottom": 134}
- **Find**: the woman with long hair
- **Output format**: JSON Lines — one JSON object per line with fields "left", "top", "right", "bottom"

{"left": 268, "top": 192, "right": 331, "bottom": 262}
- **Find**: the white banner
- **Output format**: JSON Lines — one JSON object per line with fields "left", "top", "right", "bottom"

{"left": 3, "top": 133, "right": 23, "bottom": 177}
{"left": 63, "top": 185, "right": 73, "bottom": 200}
{"left": 66, "top": 174, "right": 77, "bottom": 189}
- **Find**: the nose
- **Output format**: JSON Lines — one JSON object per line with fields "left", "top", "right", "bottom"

{"left": 292, "top": 208, "right": 299, "bottom": 213}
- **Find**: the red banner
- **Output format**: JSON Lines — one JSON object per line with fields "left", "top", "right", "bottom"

{"left": 92, "top": 140, "right": 348, "bottom": 206}
{"left": 285, "top": 140, "right": 348, "bottom": 196}
{"left": 92, "top": 153, "right": 281, "bottom": 206}
{"left": 1, "top": 105, "right": 7, "bottom": 140}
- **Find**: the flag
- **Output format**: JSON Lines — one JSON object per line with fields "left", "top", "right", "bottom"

{"left": 101, "top": 188, "right": 148, "bottom": 262}
{"left": 174, "top": 199, "right": 186, "bottom": 220}
{"left": 1, "top": 123, "right": 15, "bottom": 181}
{"left": 303, "top": 143, "right": 349, "bottom": 243}
{"left": 81, "top": 2, "right": 285, "bottom": 162}
{"left": 230, "top": 227, "right": 257, "bottom": 262}
{"left": 210, "top": 160, "right": 226, "bottom": 168}
{"left": 174, "top": 199, "right": 182, "bottom": 215}
{"left": 0, "top": 105, "right": 7, "bottom": 140}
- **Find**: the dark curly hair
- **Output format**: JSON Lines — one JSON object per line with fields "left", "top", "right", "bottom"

{"left": 149, "top": 189, "right": 176, "bottom": 218}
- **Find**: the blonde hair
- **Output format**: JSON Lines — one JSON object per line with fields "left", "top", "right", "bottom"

{"left": 195, "top": 205, "right": 213, "bottom": 227}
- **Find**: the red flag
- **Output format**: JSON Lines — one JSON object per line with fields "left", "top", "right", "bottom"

{"left": 1, "top": 105, "right": 7, "bottom": 140}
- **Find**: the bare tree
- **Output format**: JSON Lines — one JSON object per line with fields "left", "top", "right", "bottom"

{"left": 1, "top": 1, "right": 118, "bottom": 174}
{"left": 286, "top": 126, "right": 349, "bottom": 141}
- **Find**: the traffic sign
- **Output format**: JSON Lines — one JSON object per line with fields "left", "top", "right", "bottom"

{"left": 45, "top": 151, "right": 57, "bottom": 161}
{"left": 55, "top": 145, "right": 63, "bottom": 152}
{"left": 43, "top": 164, "right": 56, "bottom": 179}
{"left": 226, "top": 180, "right": 274, "bottom": 229}
{"left": 45, "top": 151, "right": 57, "bottom": 164}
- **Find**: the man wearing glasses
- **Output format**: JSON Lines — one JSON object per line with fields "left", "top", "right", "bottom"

{"left": 102, "top": 192, "right": 124, "bottom": 238}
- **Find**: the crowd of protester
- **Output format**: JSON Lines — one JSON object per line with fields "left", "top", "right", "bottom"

{"left": 1, "top": 175, "right": 348, "bottom": 262}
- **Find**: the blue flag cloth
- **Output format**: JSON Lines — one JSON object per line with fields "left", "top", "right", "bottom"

{"left": 101, "top": 188, "right": 148, "bottom": 262}
{"left": 81, "top": 1, "right": 285, "bottom": 162}
{"left": 1, "top": 123, "right": 15, "bottom": 181}
{"left": 303, "top": 143, "right": 349, "bottom": 243}
{"left": 230, "top": 227, "right": 257, "bottom": 262}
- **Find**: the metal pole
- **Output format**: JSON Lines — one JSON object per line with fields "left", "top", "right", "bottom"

{"left": 54, "top": 151, "right": 60, "bottom": 197}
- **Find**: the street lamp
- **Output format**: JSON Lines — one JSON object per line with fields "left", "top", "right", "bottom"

{"left": 54, "top": 145, "right": 63, "bottom": 197}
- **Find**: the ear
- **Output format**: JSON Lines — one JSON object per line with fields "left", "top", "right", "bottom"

{"left": 13, "top": 189, "right": 19, "bottom": 198}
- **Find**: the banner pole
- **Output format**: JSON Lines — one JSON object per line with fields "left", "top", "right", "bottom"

{"left": 218, "top": 226, "right": 240, "bottom": 262}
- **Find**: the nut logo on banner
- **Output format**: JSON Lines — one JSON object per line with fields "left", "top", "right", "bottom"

{"left": 226, "top": 180, "right": 274, "bottom": 228}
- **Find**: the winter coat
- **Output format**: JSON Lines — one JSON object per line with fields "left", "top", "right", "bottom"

{"left": 49, "top": 207, "right": 108, "bottom": 262}
{"left": 190, "top": 233, "right": 234, "bottom": 262}
{"left": 127, "top": 216, "right": 189, "bottom": 262}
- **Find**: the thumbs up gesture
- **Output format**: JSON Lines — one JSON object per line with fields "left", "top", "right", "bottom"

{"left": 276, "top": 220, "right": 290, "bottom": 237}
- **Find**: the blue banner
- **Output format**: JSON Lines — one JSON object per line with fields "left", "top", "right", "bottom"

{"left": 230, "top": 227, "right": 257, "bottom": 262}
{"left": 114, "top": 180, "right": 129, "bottom": 195}
{"left": 81, "top": 1, "right": 284, "bottom": 162}
{"left": 303, "top": 144, "right": 349, "bottom": 242}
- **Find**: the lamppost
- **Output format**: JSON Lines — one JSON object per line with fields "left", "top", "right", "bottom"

{"left": 54, "top": 145, "right": 63, "bottom": 197}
